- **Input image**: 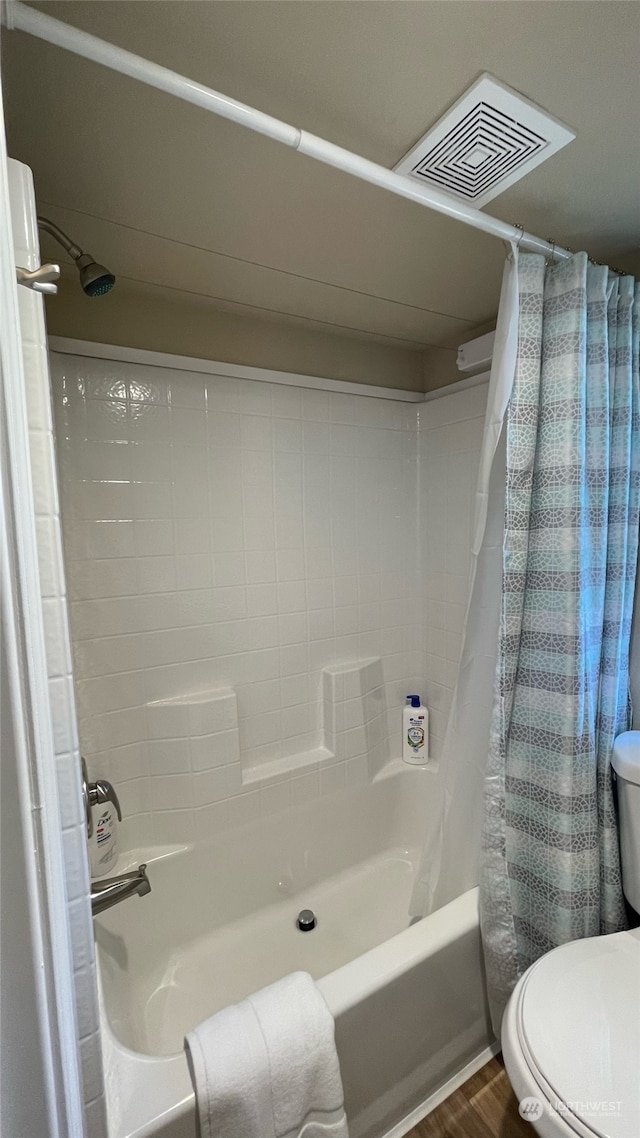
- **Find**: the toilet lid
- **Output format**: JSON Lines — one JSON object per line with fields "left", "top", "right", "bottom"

{"left": 517, "top": 929, "right": 640, "bottom": 1138}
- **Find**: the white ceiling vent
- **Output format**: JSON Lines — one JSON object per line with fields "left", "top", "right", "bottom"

{"left": 394, "top": 74, "right": 575, "bottom": 208}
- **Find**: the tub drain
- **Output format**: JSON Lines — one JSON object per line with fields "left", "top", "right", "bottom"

{"left": 296, "top": 909, "right": 317, "bottom": 932}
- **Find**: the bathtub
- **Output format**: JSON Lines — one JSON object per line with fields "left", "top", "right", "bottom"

{"left": 96, "top": 763, "right": 494, "bottom": 1138}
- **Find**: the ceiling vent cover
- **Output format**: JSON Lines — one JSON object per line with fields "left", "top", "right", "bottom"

{"left": 394, "top": 74, "right": 575, "bottom": 207}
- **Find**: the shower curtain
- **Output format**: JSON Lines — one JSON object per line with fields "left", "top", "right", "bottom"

{"left": 481, "top": 252, "right": 640, "bottom": 1028}
{"left": 410, "top": 246, "right": 521, "bottom": 917}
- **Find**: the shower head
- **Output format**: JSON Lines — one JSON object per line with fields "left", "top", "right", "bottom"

{"left": 37, "top": 216, "right": 115, "bottom": 297}
{"left": 75, "top": 254, "right": 115, "bottom": 297}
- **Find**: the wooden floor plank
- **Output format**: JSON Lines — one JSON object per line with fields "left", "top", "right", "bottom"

{"left": 406, "top": 1057, "right": 527, "bottom": 1138}
{"left": 467, "top": 1072, "right": 532, "bottom": 1138}
{"left": 413, "top": 1089, "right": 495, "bottom": 1138}
{"left": 458, "top": 1057, "right": 505, "bottom": 1102}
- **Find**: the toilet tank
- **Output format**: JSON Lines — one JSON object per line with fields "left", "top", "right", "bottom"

{"left": 611, "top": 732, "right": 640, "bottom": 914}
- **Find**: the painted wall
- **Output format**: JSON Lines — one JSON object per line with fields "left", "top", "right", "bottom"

{"left": 51, "top": 351, "right": 425, "bottom": 853}
{"left": 46, "top": 272, "right": 426, "bottom": 392}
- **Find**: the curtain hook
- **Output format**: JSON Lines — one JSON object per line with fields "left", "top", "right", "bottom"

{"left": 546, "top": 238, "right": 558, "bottom": 267}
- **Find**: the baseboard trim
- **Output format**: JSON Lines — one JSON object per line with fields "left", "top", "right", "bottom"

{"left": 381, "top": 1041, "right": 500, "bottom": 1138}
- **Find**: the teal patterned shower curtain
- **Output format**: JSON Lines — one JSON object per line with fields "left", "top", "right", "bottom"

{"left": 481, "top": 252, "right": 640, "bottom": 1026}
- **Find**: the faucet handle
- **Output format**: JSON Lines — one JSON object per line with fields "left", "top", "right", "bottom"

{"left": 81, "top": 757, "right": 122, "bottom": 839}
{"left": 90, "top": 778, "right": 122, "bottom": 822}
{"left": 81, "top": 757, "right": 93, "bottom": 837}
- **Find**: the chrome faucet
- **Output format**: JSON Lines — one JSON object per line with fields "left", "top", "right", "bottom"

{"left": 80, "top": 758, "right": 152, "bottom": 915}
{"left": 91, "top": 864, "right": 151, "bottom": 916}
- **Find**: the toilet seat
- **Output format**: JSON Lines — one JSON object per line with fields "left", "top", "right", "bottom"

{"left": 502, "top": 929, "right": 640, "bottom": 1138}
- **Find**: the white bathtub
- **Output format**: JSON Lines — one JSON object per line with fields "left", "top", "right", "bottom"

{"left": 96, "top": 763, "right": 494, "bottom": 1138}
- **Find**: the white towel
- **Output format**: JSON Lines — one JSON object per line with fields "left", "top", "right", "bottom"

{"left": 185, "top": 971, "right": 349, "bottom": 1138}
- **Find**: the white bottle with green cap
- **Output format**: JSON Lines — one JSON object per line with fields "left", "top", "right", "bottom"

{"left": 402, "top": 694, "right": 429, "bottom": 764}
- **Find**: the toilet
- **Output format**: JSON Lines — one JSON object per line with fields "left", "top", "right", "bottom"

{"left": 501, "top": 731, "right": 640, "bottom": 1137}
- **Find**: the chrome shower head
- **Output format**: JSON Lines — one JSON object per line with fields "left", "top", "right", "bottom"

{"left": 75, "top": 253, "right": 115, "bottom": 297}
{"left": 37, "top": 216, "right": 115, "bottom": 297}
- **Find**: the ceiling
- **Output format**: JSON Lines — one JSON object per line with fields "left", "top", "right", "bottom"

{"left": 3, "top": 1, "right": 640, "bottom": 362}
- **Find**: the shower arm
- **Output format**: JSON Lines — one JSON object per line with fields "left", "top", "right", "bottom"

{"left": 7, "top": 0, "right": 572, "bottom": 264}
{"left": 36, "top": 216, "right": 115, "bottom": 296}
{"left": 37, "top": 216, "right": 84, "bottom": 262}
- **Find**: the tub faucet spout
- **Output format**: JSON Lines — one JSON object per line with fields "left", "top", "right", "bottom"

{"left": 91, "top": 864, "right": 151, "bottom": 916}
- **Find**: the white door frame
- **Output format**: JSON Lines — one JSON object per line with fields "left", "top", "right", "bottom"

{"left": 0, "top": 77, "right": 86, "bottom": 1138}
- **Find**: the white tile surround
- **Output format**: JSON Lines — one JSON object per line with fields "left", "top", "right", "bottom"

{"left": 50, "top": 352, "right": 433, "bottom": 850}
{"left": 9, "top": 165, "right": 107, "bottom": 1137}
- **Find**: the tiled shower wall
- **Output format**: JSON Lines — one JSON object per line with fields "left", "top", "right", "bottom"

{"left": 51, "top": 353, "right": 425, "bottom": 850}
{"left": 420, "top": 382, "right": 488, "bottom": 762}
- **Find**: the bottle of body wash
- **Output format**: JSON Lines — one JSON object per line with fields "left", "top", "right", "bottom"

{"left": 90, "top": 803, "right": 118, "bottom": 876}
{"left": 402, "top": 695, "right": 429, "bottom": 765}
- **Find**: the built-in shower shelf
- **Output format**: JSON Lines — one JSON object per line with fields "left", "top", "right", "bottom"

{"left": 243, "top": 746, "right": 334, "bottom": 786}
{"left": 144, "top": 657, "right": 391, "bottom": 810}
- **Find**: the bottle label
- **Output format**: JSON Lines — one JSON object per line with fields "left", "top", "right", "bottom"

{"left": 96, "top": 808, "right": 113, "bottom": 846}
{"left": 407, "top": 720, "right": 425, "bottom": 750}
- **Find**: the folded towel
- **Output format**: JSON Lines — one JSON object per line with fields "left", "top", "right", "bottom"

{"left": 185, "top": 971, "right": 349, "bottom": 1138}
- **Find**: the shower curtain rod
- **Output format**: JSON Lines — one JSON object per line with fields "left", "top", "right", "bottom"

{"left": 8, "top": 0, "right": 572, "bottom": 263}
